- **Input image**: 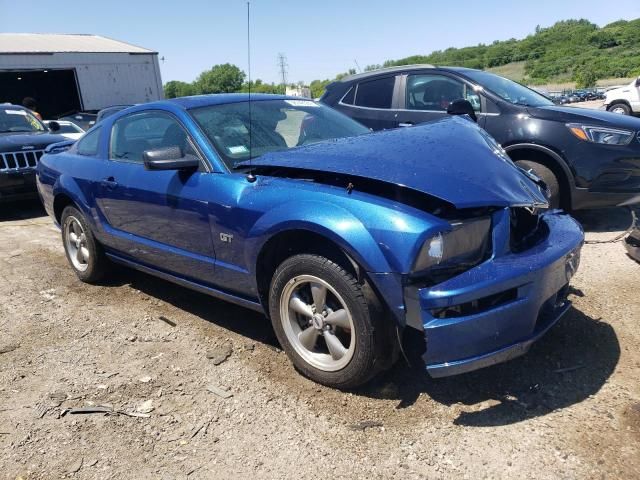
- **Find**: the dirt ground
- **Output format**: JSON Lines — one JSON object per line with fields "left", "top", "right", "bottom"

{"left": 1, "top": 201, "right": 639, "bottom": 480}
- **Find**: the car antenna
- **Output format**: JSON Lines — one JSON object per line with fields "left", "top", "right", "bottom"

{"left": 245, "top": 0, "right": 257, "bottom": 183}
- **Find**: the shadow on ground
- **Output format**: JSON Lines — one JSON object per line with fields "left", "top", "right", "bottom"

{"left": 360, "top": 302, "right": 619, "bottom": 427}
{"left": 573, "top": 206, "right": 637, "bottom": 233}
{"left": 0, "top": 200, "right": 46, "bottom": 221}
{"left": 101, "top": 267, "right": 619, "bottom": 428}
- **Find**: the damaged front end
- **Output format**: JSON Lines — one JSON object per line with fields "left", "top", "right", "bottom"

{"left": 405, "top": 206, "right": 584, "bottom": 377}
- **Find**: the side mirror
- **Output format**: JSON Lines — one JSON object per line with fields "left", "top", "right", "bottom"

{"left": 143, "top": 146, "right": 199, "bottom": 171}
{"left": 446, "top": 99, "right": 477, "bottom": 123}
{"left": 48, "top": 121, "right": 61, "bottom": 132}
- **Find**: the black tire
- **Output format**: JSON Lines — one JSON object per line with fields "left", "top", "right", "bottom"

{"left": 269, "top": 254, "right": 392, "bottom": 389}
{"left": 61, "top": 206, "right": 110, "bottom": 283}
{"left": 515, "top": 160, "right": 561, "bottom": 209}
{"left": 607, "top": 103, "right": 631, "bottom": 115}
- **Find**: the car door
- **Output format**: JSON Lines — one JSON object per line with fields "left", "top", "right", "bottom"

{"left": 95, "top": 110, "right": 216, "bottom": 283}
{"left": 335, "top": 75, "right": 400, "bottom": 130}
{"left": 396, "top": 72, "right": 483, "bottom": 127}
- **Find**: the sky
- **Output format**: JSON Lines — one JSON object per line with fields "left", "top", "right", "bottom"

{"left": 1, "top": 0, "right": 639, "bottom": 85}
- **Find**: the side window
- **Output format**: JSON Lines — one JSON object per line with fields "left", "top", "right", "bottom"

{"left": 406, "top": 74, "right": 481, "bottom": 112}
{"left": 340, "top": 86, "right": 355, "bottom": 105}
{"left": 76, "top": 128, "right": 101, "bottom": 156}
{"left": 109, "top": 111, "right": 196, "bottom": 163}
{"left": 354, "top": 76, "right": 395, "bottom": 109}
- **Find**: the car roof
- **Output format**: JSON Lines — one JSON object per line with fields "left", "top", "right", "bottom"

{"left": 163, "top": 93, "right": 301, "bottom": 110}
{"left": 338, "top": 64, "right": 436, "bottom": 83}
{"left": 0, "top": 103, "right": 28, "bottom": 111}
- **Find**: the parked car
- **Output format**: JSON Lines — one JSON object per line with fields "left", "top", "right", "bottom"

{"left": 0, "top": 104, "right": 67, "bottom": 203}
{"left": 604, "top": 76, "right": 640, "bottom": 115}
{"left": 58, "top": 112, "right": 96, "bottom": 131}
{"left": 44, "top": 120, "right": 84, "bottom": 141}
{"left": 321, "top": 65, "right": 640, "bottom": 210}
{"left": 37, "top": 94, "right": 585, "bottom": 388}
{"left": 553, "top": 95, "right": 570, "bottom": 105}
{"left": 96, "top": 105, "right": 133, "bottom": 124}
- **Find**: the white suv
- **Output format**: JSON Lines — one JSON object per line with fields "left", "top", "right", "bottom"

{"left": 604, "top": 76, "right": 640, "bottom": 115}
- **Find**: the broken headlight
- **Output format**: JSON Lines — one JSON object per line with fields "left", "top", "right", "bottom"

{"left": 412, "top": 217, "right": 492, "bottom": 279}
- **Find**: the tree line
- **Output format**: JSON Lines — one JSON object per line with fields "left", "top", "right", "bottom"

{"left": 165, "top": 18, "right": 640, "bottom": 99}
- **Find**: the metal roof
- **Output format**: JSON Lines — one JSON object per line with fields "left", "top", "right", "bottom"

{"left": 0, "top": 33, "right": 155, "bottom": 54}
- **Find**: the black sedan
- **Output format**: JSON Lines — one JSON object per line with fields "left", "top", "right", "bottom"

{"left": 321, "top": 65, "right": 640, "bottom": 210}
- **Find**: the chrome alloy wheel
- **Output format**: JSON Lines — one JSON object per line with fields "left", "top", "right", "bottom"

{"left": 64, "top": 216, "right": 90, "bottom": 272}
{"left": 280, "top": 275, "right": 356, "bottom": 371}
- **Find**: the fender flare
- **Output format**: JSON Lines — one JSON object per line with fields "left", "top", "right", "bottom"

{"left": 503, "top": 142, "right": 576, "bottom": 199}
{"left": 245, "top": 200, "right": 395, "bottom": 277}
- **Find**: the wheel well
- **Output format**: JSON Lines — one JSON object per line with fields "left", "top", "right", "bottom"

{"left": 608, "top": 99, "right": 631, "bottom": 108}
{"left": 53, "top": 194, "right": 74, "bottom": 224}
{"left": 255, "top": 230, "right": 359, "bottom": 313}
{"left": 507, "top": 148, "right": 572, "bottom": 210}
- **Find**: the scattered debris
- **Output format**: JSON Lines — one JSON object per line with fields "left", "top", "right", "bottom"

{"left": 554, "top": 364, "right": 585, "bottom": 374}
{"left": 39, "top": 289, "right": 57, "bottom": 301}
{"left": 136, "top": 399, "right": 155, "bottom": 414}
{"left": 119, "top": 411, "right": 151, "bottom": 419}
{"left": 67, "top": 406, "right": 113, "bottom": 415}
{"left": 0, "top": 344, "right": 19, "bottom": 354}
{"left": 138, "top": 375, "right": 152, "bottom": 383}
{"left": 206, "top": 345, "right": 232, "bottom": 365}
{"left": 349, "top": 420, "right": 384, "bottom": 431}
{"left": 158, "top": 315, "right": 177, "bottom": 327}
{"left": 207, "top": 385, "right": 233, "bottom": 399}
{"left": 34, "top": 392, "right": 67, "bottom": 418}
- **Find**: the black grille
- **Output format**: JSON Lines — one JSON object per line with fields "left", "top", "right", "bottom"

{"left": 510, "top": 207, "right": 547, "bottom": 252}
{"left": 0, "top": 150, "right": 44, "bottom": 171}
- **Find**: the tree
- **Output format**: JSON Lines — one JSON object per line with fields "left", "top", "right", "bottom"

{"left": 574, "top": 66, "right": 598, "bottom": 88}
{"left": 164, "top": 80, "right": 196, "bottom": 99}
{"left": 195, "top": 64, "right": 246, "bottom": 94}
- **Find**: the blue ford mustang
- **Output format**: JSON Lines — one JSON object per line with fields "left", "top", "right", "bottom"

{"left": 37, "top": 94, "right": 584, "bottom": 388}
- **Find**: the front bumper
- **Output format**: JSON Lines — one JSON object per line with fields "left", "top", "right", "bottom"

{"left": 404, "top": 209, "right": 584, "bottom": 378}
{"left": 0, "top": 170, "right": 38, "bottom": 203}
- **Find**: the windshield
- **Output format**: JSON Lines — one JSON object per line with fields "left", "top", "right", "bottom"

{"left": 190, "top": 99, "right": 370, "bottom": 169}
{"left": 461, "top": 70, "right": 554, "bottom": 107}
{"left": 52, "top": 123, "right": 83, "bottom": 134}
{"left": 0, "top": 108, "right": 46, "bottom": 133}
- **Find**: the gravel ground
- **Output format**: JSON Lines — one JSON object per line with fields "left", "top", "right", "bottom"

{"left": 0, "top": 201, "right": 639, "bottom": 480}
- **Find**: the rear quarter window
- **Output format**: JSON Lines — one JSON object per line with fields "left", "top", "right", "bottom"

{"left": 354, "top": 76, "right": 395, "bottom": 109}
{"left": 76, "top": 128, "right": 100, "bottom": 156}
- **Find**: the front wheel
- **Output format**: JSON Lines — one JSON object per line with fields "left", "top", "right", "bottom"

{"left": 515, "top": 160, "right": 561, "bottom": 209}
{"left": 607, "top": 103, "right": 631, "bottom": 115}
{"left": 269, "top": 254, "right": 391, "bottom": 389}
{"left": 61, "top": 206, "right": 110, "bottom": 283}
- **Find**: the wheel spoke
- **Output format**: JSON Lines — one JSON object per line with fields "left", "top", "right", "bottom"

{"left": 298, "top": 326, "right": 320, "bottom": 351}
{"left": 289, "top": 294, "right": 314, "bottom": 318}
{"left": 69, "top": 232, "right": 78, "bottom": 244}
{"left": 324, "top": 309, "right": 350, "bottom": 330}
{"left": 323, "top": 330, "right": 347, "bottom": 360}
{"left": 310, "top": 282, "right": 327, "bottom": 310}
{"left": 76, "top": 245, "right": 84, "bottom": 264}
{"left": 71, "top": 221, "right": 82, "bottom": 236}
{"left": 80, "top": 247, "right": 90, "bottom": 263}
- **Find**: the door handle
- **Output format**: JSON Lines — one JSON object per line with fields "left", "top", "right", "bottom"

{"left": 101, "top": 177, "right": 118, "bottom": 189}
{"left": 398, "top": 122, "right": 414, "bottom": 127}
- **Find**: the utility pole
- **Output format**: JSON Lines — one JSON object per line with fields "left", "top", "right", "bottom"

{"left": 277, "top": 53, "right": 288, "bottom": 94}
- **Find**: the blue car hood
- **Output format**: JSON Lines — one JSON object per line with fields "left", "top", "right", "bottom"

{"left": 250, "top": 117, "right": 548, "bottom": 209}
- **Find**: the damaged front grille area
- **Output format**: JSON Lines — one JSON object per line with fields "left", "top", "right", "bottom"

{"left": 430, "top": 288, "right": 518, "bottom": 319}
{"left": 510, "top": 207, "right": 548, "bottom": 253}
{"left": 0, "top": 150, "right": 45, "bottom": 172}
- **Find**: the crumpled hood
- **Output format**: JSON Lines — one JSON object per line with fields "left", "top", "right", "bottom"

{"left": 250, "top": 116, "right": 548, "bottom": 209}
{"left": 528, "top": 105, "right": 640, "bottom": 130}
{"left": 0, "top": 131, "right": 68, "bottom": 152}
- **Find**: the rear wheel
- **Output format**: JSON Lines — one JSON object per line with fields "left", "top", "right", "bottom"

{"left": 61, "top": 206, "right": 110, "bottom": 283}
{"left": 269, "top": 254, "right": 391, "bottom": 389}
{"left": 515, "top": 160, "right": 561, "bottom": 209}
{"left": 607, "top": 103, "right": 631, "bottom": 115}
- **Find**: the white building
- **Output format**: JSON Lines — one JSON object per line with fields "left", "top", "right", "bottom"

{"left": 285, "top": 85, "right": 311, "bottom": 98}
{"left": 0, "top": 33, "right": 163, "bottom": 118}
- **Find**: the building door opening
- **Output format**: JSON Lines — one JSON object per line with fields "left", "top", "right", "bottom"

{"left": 0, "top": 69, "right": 82, "bottom": 119}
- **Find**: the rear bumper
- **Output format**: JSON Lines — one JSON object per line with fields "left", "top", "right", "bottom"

{"left": 404, "top": 210, "right": 584, "bottom": 378}
{"left": 0, "top": 170, "right": 38, "bottom": 203}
